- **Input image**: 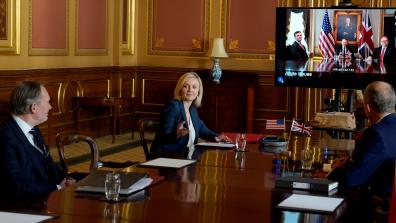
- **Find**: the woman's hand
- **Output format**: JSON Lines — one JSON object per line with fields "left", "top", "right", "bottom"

{"left": 176, "top": 121, "right": 189, "bottom": 138}
{"left": 331, "top": 156, "right": 350, "bottom": 169}
{"left": 215, "top": 133, "right": 232, "bottom": 143}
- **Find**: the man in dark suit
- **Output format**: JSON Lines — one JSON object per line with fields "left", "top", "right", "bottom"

{"left": 335, "top": 38, "right": 355, "bottom": 61}
{"left": 289, "top": 31, "right": 309, "bottom": 60}
{"left": 368, "top": 36, "right": 396, "bottom": 65}
{"left": 0, "top": 81, "right": 74, "bottom": 208}
{"left": 328, "top": 81, "right": 396, "bottom": 222}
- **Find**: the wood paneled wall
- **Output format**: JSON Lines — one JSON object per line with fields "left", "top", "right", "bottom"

{"left": 0, "top": 66, "right": 322, "bottom": 146}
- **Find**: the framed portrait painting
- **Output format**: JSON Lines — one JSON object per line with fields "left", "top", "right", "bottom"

{"left": 334, "top": 10, "right": 362, "bottom": 45}
{"left": 0, "top": 0, "right": 20, "bottom": 54}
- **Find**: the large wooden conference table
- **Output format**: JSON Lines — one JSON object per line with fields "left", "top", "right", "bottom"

{"left": 40, "top": 133, "right": 357, "bottom": 223}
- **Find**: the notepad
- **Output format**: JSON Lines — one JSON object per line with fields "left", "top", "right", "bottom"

{"left": 139, "top": 158, "right": 196, "bottom": 169}
{"left": 0, "top": 211, "right": 56, "bottom": 223}
{"left": 195, "top": 142, "right": 235, "bottom": 148}
{"left": 277, "top": 194, "right": 344, "bottom": 213}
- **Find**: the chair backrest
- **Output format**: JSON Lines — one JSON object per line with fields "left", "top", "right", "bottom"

{"left": 390, "top": 161, "right": 396, "bottom": 222}
{"left": 56, "top": 131, "right": 99, "bottom": 174}
{"left": 137, "top": 118, "right": 160, "bottom": 160}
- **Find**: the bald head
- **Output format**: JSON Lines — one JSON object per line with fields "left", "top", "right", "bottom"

{"left": 364, "top": 81, "right": 396, "bottom": 113}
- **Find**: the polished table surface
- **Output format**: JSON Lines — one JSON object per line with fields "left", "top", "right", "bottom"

{"left": 30, "top": 133, "right": 357, "bottom": 223}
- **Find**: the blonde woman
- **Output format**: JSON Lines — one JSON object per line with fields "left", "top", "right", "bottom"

{"left": 151, "top": 72, "right": 230, "bottom": 159}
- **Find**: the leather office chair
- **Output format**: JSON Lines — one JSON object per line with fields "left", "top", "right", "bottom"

{"left": 56, "top": 131, "right": 136, "bottom": 180}
{"left": 137, "top": 118, "right": 160, "bottom": 160}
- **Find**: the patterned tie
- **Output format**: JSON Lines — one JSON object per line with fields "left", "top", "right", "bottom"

{"left": 29, "top": 129, "right": 47, "bottom": 156}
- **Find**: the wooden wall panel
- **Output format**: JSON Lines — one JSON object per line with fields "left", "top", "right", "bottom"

{"left": 148, "top": 0, "right": 209, "bottom": 55}
{"left": 30, "top": 0, "right": 68, "bottom": 55}
{"left": 223, "top": 0, "right": 277, "bottom": 57}
{"left": 0, "top": 66, "right": 321, "bottom": 146}
{"left": 76, "top": 0, "right": 107, "bottom": 55}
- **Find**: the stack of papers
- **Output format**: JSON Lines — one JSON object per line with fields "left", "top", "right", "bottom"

{"left": 277, "top": 194, "right": 344, "bottom": 213}
{"left": 139, "top": 158, "right": 196, "bottom": 169}
{"left": 0, "top": 211, "right": 56, "bottom": 223}
{"left": 195, "top": 142, "right": 235, "bottom": 148}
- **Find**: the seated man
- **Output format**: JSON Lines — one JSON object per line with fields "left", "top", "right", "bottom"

{"left": 367, "top": 36, "right": 396, "bottom": 64}
{"left": 335, "top": 38, "right": 355, "bottom": 61}
{"left": 328, "top": 81, "right": 396, "bottom": 221}
{"left": 0, "top": 81, "right": 74, "bottom": 208}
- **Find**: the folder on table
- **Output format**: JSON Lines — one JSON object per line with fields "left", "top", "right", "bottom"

{"left": 276, "top": 194, "right": 344, "bottom": 213}
{"left": 275, "top": 176, "right": 338, "bottom": 192}
{"left": 76, "top": 170, "right": 152, "bottom": 195}
{"left": 138, "top": 158, "right": 196, "bottom": 169}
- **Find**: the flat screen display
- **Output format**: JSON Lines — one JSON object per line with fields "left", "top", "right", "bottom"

{"left": 275, "top": 8, "right": 396, "bottom": 89}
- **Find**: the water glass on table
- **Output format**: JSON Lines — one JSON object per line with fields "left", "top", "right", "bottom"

{"left": 301, "top": 149, "right": 313, "bottom": 170}
{"left": 105, "top": 172, "right": 121, "bottom": 201}
{"left": 235, "top": 133, "right": 247, "bottom": 152}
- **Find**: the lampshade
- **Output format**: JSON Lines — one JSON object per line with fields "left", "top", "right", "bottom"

{"left": 209, "top": 38, "right": 228, "bottom": 58}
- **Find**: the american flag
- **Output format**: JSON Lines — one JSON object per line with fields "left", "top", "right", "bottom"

{"left": 358, "top": 10, "right": 374, "bottom": 59}
{"left": 291, "top": 120, "right": 312, "bottom": 136}
{"left": 318, "top": 10, "right": 335, "bottom": 59}
{"left": 266, "top": 119, "right": 285, "bottom": 130}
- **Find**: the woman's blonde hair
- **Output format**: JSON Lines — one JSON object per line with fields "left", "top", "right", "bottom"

{"left": 173, "top": 72, "right": 203, "bottom": 107}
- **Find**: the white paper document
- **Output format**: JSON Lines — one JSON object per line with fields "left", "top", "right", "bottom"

{"left": 0, "top": 211, "right": 55, "bottom": 223}
{"left": 140, "top": 158, "right": 196, "bottom": 168}
{"left": 195, "top": 142, "right": 235, "bottom": 148}
{"left": 277, "top": 194, "right": 344, "bottom": 213}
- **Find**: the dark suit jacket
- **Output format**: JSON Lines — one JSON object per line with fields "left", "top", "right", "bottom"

{"left": 289, "top": 41, "right": 308, "bottom": 60}
{"left": 151, "top": 100, "right": 218, "bottom": 158}
{"left": 328, "top": 113, "right": 396, "bottom": 198}
{"left": 335, "top": 45, "right": 355, "bottom": 60}
{"left": 0, "top": 116, "right": 64, "bottom": 203}
{"left": 372, "top": 46, "right": 396, "bottom": 64}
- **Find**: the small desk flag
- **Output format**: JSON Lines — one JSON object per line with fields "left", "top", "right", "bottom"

{"left": 266, "top": 119, "right": 285, "bottom": 130}
{"left": 291, "top": 120, "right": 312, "bottom": 136}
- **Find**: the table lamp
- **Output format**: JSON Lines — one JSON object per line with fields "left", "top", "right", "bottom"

{"left": 209, "top": 38, "right": 228, "bottom": 82}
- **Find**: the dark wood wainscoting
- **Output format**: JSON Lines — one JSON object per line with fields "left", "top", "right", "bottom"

{"left": 0, "top": 67, "right": 323, "bottom": 146}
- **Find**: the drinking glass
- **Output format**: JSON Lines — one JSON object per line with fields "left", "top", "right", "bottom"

{"left": 235, "top": 133, "right": 247, "bottom": 152}
{"left": 105, "top": 173, "right": 121, "bottom": 201}
{"left": 300, "top": 149, "right": 313, "bottom": 170}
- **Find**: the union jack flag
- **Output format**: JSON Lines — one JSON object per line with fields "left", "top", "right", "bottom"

{"left": 291, "top": 120, "right": 312, "bottom": 136}
{"left": 358, "top": 10, "right": 374, "bottom": 59}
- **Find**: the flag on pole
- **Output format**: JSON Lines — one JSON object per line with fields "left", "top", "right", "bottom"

{"left": 266, "top": 118, "right": 285, "bottom": 130}
{"left": 358, "top": 10, "right": 374, "bottom": 59}
{"left": 291, "top": 120, "right": 312, "bottom": 136}
{"left": 318, "top": 10, "right": 335, "bottom": 59}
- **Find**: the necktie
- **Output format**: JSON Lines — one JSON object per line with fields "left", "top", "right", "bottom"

{"left": 299, "top": 43, "right": 305, "bottom": 51}
{"left": 380, "top": 47, "right": 385, "bottom": 62}
{"left": 29, "top": 129, "right": 47, "bottom": 156}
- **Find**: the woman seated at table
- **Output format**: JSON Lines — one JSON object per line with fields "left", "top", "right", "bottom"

{"left": 150, "top": 72, "right": 230, "bottom": 159}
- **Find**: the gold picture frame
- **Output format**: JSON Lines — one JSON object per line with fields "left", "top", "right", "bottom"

{"left": 334, "top": 10, "right": 362, "bottom": 45}
{"left": 28, "top": 0, "right": 69, "bottom": 56}
{"left": 0, "top": 0, "right": 20, "bottom": 54}
{"left": 75, "top": 0, "right": 108, "bottom": 56}
{"left": 121, "top": 0, "right": 134, "bottom": 55}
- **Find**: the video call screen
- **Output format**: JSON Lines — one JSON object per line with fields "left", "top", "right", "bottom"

{"left": 275, "top": 8, "right": 396, "bottom": 89}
